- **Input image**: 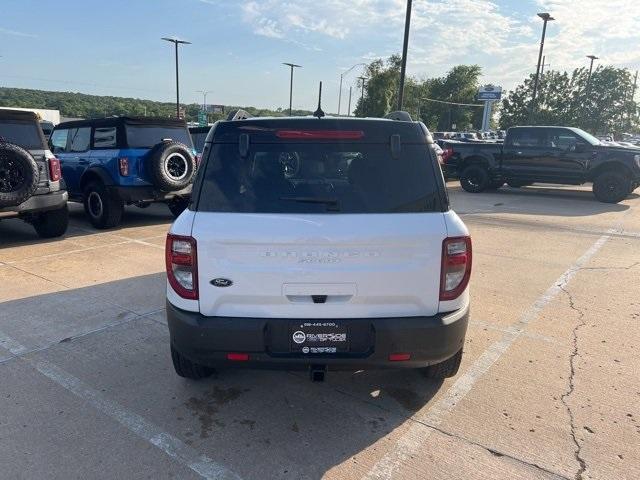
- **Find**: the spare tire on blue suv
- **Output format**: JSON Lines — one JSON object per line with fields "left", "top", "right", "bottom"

{"left": 0, "top": 141, "right": 39, "bottom": 208}
{"left": 147, "top": 141, "right": 196, "bottom": 192}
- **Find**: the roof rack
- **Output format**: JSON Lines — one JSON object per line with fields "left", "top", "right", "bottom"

{"left": 227, "top": 109, "right": 251, "bottom": 121}
{"left": 385, "top": 111, "right": 413, "bottom": 122}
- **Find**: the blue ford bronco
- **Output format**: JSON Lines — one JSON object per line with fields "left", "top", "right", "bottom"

{"left": 50, "top": 117, "right": 196, "bottom": 228}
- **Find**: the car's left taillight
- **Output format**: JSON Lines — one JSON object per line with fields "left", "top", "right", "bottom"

{"left": 440, "top": 236, "right": 472, "bottom": 301}
{"left": 166, "top": 234, "right": 198, "bottom": 300}
{"left": 48, "top": 157, "right": 61, "bottom": 182}
{"left": 441, "top": 147, "right": 454, "bottom": 164}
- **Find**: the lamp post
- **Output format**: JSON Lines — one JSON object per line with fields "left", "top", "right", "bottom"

{"left": 586, "top": 55, "right": 599, "bottom": 95}
{"left": 282, "top": 62, "right": 302, "bottom": 116}
{"left": 529, "top": 12, "right": 555, "bottom": 122}
{"left": 161, "top": 37, "right": 191, "bottom": 119}
{"left": 338, "top": 63, "right": 366, "bottom": 115}
{"left": 196, "top": 90, "right": 212, "bottom": 111}
{"left": 397, "top": 0, "right": 413, "bottom": 110}
{"left": 347, "top": 86, "right": 353, "bottom": 117}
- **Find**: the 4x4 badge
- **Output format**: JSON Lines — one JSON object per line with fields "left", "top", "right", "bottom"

{"left": 211, "top": 278, "right": 233, "bottom": 287}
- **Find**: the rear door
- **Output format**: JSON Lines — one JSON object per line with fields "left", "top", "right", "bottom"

{"left": 192, "top": 139, "right": 448, "bottom": 319}
{"left": 501, "top": 128, "right": 550, "bottom": 180}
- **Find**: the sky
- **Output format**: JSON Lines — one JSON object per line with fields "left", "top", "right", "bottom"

{"left": 1, "top": 0, "right": 639, "bottom": 113}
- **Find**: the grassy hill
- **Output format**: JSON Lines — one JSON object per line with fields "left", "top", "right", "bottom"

{"left": 0, "top": 87, "right": 312, "bottom": 122}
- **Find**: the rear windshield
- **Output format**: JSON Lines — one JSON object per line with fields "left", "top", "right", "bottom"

{"left": 0, "top": 120, "right": 44, "bottom": 149}
{"left": 125, "top": 125, "right": 192, "bottom": 149}
{"left": 197, "top": 143, "right": 440, "bottom": 214}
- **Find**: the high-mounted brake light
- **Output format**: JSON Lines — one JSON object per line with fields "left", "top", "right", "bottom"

{"left": 48, "top": 157, "right": 61, "bottom": 182}
{"left": 276, "top": 130, "right": 365, "bottom": 140}
{"left": 166, "top": 234, "right": 198, "bottom": 300}
{"left": 440, "top": 236, "right": 472, "bottom": 301}
{"left": 119, "top": 157, "right": 129, "bottom": 176}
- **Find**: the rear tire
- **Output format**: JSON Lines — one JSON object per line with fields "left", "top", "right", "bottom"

{"left": 148, "top": 141, "right": 196, "bottom": 192}
{"left": 423, "top": 349, "right": 463, "bottom": 379}
{"left": 0, "top": 141, "right": 39, "bottom": 208}
{"left": 83, "top": 181, "right": 124, "bottom": 229}
{"left": 460, "top": 165, "right": 489, "bottom": 193}
{"left": 171, "top": 345, "right": 214, "bottom": 380}
{"left": 593, "top": 171, "right": 631, "bottom": 203}
{"left": 32, "top": 205, "right": 69, "bottom": 238}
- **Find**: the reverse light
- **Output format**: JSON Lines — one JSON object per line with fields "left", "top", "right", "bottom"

{"left": 119, "top": 157, "right": 129, "bottom": 176}
{"left": 48, "top": 157, "right": 61, "bottom": 182}
{"left": 276, "top": 130, "right": 365, "bottom": 140}
{"left": 440, "top": 236, "right": 472, "bottom": 301}
{"left": 166, "top": 234, "right": 198, "bottom": 300}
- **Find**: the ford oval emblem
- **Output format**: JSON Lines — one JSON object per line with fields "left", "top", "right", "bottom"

{"left": 211, "top": 278, "right": 233, "bottom": 288}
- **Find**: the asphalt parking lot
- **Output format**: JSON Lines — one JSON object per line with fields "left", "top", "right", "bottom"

{"left": 1, "top": 183, "right": 639, "bottom": 480}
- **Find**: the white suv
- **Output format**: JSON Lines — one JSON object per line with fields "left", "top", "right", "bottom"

{"left": 165, "top": 114, "right": 471, "bottom": 381}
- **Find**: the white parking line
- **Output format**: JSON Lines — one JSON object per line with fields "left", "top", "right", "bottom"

{"left": 0, "top": 330, "right": 242, "bottom": 480}
{"left": 364, "top": 229, "right": 616, "bottom": 479}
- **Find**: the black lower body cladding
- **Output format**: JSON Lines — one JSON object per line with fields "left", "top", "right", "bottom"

{"left": 166, "top": 301, "right": 469, "bottom": 371}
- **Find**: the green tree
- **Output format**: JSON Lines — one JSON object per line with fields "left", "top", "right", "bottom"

{"left": 500, "top": 66, "right": 639, "bottom": 134}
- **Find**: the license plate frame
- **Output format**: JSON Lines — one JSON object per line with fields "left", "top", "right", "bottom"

{"left": 289, "top": 321, "right": 350, "bottom": 354}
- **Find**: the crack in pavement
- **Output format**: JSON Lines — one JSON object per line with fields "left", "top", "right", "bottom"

{"left": 560, "top": 285, "right": 588, "bottom": 480}
{"left": 579, "top": 261, "right": 640, "bottom": 271}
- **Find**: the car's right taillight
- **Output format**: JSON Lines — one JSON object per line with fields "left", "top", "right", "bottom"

{"left": 440, "top": 236, "right": 472, "bottom": 301}
{"left": 166, "top": 234, "right": 198, "bottom": 300}
{"left": 119, "top": 157, "right": 129, "bottom": 176}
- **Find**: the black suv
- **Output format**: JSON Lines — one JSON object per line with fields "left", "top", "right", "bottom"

{"left": 0, "top": 109, "right": 69, "bottom": 238}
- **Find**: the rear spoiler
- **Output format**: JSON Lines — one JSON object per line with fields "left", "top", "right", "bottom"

{"left": 226, "top": 109, "right": 251, "bottom": 121}
{"left": 385, "top": 111, "right": 413, "bottom": 122}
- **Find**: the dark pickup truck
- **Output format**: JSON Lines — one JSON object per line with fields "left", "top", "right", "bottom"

{"left": 442, "top": 126, "right": 640, "bottom": 203}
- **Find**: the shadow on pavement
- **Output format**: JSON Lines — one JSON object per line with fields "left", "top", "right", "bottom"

{"left": 0, "top": 274, "right": 444, "bottom": 479}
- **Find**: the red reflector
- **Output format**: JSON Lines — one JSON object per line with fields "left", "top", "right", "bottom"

{"left": 119, "top": 158, "right": 129, "bottom": 176}
{"left": 276, "top": 130, "right": 365, "bottom": 140}
{"left": 389, "top": 353, "right": 411, "bottom": 362}
{"left": 227, "top": 353, "right": 249, "bottom": 361}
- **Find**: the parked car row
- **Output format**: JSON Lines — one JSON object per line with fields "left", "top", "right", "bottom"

{"left": 1, "top": 109, "right": 201, "bottom": 236}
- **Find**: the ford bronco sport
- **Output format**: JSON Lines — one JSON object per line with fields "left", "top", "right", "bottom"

{"left": 0, "top": 109, "right": 69, "bottom": 238}
{"left": 165, "top": 113, "right": 471, "bottom": 381}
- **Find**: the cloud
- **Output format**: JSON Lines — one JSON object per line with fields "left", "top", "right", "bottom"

{"left": 0, "top": 27, "right": 37, "bottom": 38}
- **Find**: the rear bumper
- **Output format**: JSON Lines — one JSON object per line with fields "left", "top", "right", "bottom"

{"left": 107, "top": 185, "right": 192, "bottom": 203}
{"left": 166, "top": 301, "right": 469, "bottom": 370}
{"left": 0, "top": 191, "right": 68, "bottom": 218}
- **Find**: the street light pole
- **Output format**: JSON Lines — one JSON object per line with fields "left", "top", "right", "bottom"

{"left": 586, "top": 55, "right": 599, "bottom": 96}
{"left": 529, "top": 12, "right": 554, "bottom": 123}
{"left": 397, "top": 0, "right": 413, "bottom": 110}
{"left": 283, "top": 62, "right": 302, "bottom": 116}
{"left": 196, "top": 90, "right": 212, "bottom": 111}
{"left": 161, "top": 37, "right": 191, "bottom": 119}
{"left": 347, "top": 86, "right": 353, "bottom": 117}
{"left": 338, "top": 63, "right": 366, "bottom": 115}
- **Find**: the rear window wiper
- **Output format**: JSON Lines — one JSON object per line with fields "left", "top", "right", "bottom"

{"left": 278, "top": 196, "right": 341, "bottom": 211}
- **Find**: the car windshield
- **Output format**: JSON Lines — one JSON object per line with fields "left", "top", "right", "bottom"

{"left": 0, "top": 120, "right": 44, "bottom": 149}
{"left": 571, "top": 128, "right": 601, "bottom": 146}
{"left": 125, "top": 124, "right": 192, "bottom": 148}
{"left": 197, "top": 143, "right": 440, "bottom": 214}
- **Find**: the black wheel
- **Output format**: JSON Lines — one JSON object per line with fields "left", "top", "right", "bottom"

{"left": 148, "top": 141, "right": 196, "bottom": 192}
{"left": 487, "top": 180, "right": 505, "bottom": 190}
{"left": 423, "top": 349, "right": 463, "bottom": 379}
{"left": 83, "top": 181, "right": 124, "bottom": 229}
{"left": 0, "top": 141, "right": 39, "bottom": 208}
{"left": 167, "top": 196, "right": 190, "bottom": 218}
{"left": 32, "top": 205, "right": 69, "bottom": 238}
{"left": 171, "top": 345, "right": 213, "bottom": 379}
{"left": 460, "top": 165, "right": 490, "bottom": 193}
{"left": 593, "top": 171, "right": 632, "bottom": 203}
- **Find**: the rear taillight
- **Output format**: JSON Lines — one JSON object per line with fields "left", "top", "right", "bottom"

{"left": 119, "top": 157, "right": 129, "bottom": 176}
{"left": 440, "top": 236, "right": 472, "bottom": 301}
{"left": 195, "top": 153, "right": 202, "bottom": 164}
{"left": 48, "top": 157, "right": 61, "bottom": 182}
{"left": 166, "top": 234, "right": 198, "bottom": 300}
{"left": 441, "top": 148, "right": 454, "bottom": 164}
